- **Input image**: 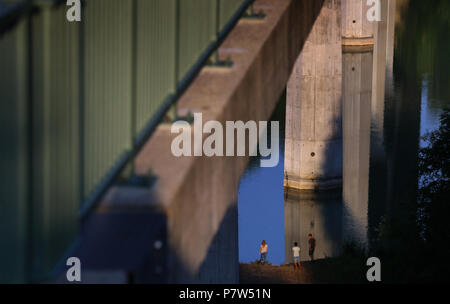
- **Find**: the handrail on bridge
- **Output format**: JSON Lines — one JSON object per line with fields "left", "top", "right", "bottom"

{"left": 0, "top": 0, "right": 261, "bottom": 282}
{"left": 79, "top": 0, "right": 258, "bottom": 220}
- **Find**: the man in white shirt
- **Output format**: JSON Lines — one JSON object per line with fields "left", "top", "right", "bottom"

{"left": 292, "top": 242, "right": 301, "bottom": 270}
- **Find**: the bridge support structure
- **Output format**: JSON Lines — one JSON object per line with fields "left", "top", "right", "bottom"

{"left": 54, "top": 0, "right": 324, "bottom": 283}
{"left": 342, "top": 0, "right": 375, "bottom": 50}
{"left": 369, "top": 0, "right": 396, "bottom": 243}
{"left": 284, "top": 0, "right": 343, "bottom": 191}
{"left": 342, "top": 48, "right": 373, "bottom": 247}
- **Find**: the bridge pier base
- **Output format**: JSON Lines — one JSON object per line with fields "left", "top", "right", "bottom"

{"left": 342, "top": 0, "right": 375, "bottom": 50}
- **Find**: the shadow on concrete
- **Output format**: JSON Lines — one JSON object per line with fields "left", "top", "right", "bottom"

{"left": 58, "top": 202, "right": 239, "bottom": 284}
{"left": 283, "top": 48, "right": 375, "bottom": 259}
{"left": 53, "top": 0, "right": 326, "bottom": 284}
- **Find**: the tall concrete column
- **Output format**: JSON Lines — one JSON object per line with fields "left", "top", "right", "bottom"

{"left": 341, "top": 0, "right": 374, "bottom": 247}
{"left": 342, "top": 50, "right": 373, "bottom": 247}
{"left": 284, "top": 0, "right": 342, "bottom": 191}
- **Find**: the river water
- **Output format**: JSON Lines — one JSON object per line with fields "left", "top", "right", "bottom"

{"left": 238, "top": 1, "right": 450, "bottom": 266}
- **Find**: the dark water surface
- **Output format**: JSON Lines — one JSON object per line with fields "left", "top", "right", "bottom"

{"left": 238, "top": 2, "right": 450, "bottom": 266}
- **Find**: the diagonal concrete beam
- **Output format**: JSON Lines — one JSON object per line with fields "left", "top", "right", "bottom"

{"left": 127, "top": 0, "right": 324, "bottom": 283}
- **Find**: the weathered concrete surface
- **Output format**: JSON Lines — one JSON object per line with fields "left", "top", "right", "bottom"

{"left": 54, "top": 185, "right": 168, "bottom": 284}
{"left": 284, "top": 0, "right": 342, "bottom": 191}
{"left": 128, "top": 0, "right": 324, "bottom": 283}
{"left": 342, "top": 50, "right": 373, "bottom": 247}
{"left": 342, "top": 0, "right": 374, "bottom": 40}
{"left": 342, "top": 37, "right": 374, "bottom": 52}
{"left": 342, "top": 0, "right": 374, "bottom": 52}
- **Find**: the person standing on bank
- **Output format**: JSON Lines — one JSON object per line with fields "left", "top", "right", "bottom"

{"left": 308, "top": 234, "right": 316, "bottom": 261}
{"left": 259, "top": 240, "right": 268, "bottom": 264}
{"left": 292, "top": 242, "right": 301, "bottom": 270}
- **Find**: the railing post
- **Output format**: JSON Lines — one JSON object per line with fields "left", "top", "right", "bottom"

{"left": 243, "top": 2, "right": 265, "bottom": 19}
{"left": 207, "top": 0, "right": 232, "bottom": 67}
{"left": 167, "top": 0, "right": 181, "bottom": 122}
{"left": 79, "top": 0, "right": 86, "bottom": 204}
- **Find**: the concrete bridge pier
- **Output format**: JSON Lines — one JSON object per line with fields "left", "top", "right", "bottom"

{"left": 341, "top": 0, "right": 374, "bottom": 247}
{"left": 284, "top": 0, "right": 343, "bottom": 191}
{"left": 342, "top": 0, "right": 375, "bottom": 48}
{"left": 342, "top": 50, "right": 373, "bottom": 247}
{"left": 369, "top": 0, "right": 396, "bottom": 227}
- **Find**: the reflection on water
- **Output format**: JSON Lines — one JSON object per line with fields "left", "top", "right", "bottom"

{"left": 420, "top": 77, "right": 445, "bottom": 147}
{"left": 284, "top": 190, "right": 342, "bottom": 263}
{"left": 342, "top": 50, "right": 373, "bottom": 249}
{"left": 238, "top": 1, "right": 450, "bottom": 266}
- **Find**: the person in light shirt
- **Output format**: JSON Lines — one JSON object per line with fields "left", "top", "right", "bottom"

{"left": 292, "top": 242, "right": 301, "bottom": 270}
{"left": 259, "top": 240, "right": 268, "bottom": 264}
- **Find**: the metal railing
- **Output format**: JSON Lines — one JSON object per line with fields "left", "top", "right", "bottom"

{"left": 0, "top": 0, "right": 256, "bottom": 282}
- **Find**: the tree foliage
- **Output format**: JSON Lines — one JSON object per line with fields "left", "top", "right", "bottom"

{"left": 418, "top": 109, "right": 450, "bottom": 248}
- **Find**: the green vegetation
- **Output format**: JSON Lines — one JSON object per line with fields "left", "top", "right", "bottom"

{"left": 371, "top": 110, "right": 450, "bottom": 283}
{"left": 416, "top": 109, "right": 450, "bottom": 280}
{"left": 396, "top": 0, "right": 450, "bottom": 104}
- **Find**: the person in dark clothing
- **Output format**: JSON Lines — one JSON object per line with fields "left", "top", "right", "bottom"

{"left": 308, "top": 234, "right": 316, "bottom": 261}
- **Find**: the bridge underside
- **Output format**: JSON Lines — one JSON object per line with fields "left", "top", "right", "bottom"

{"left": 68, "top": 0, "right": 323, "bottom": 283}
